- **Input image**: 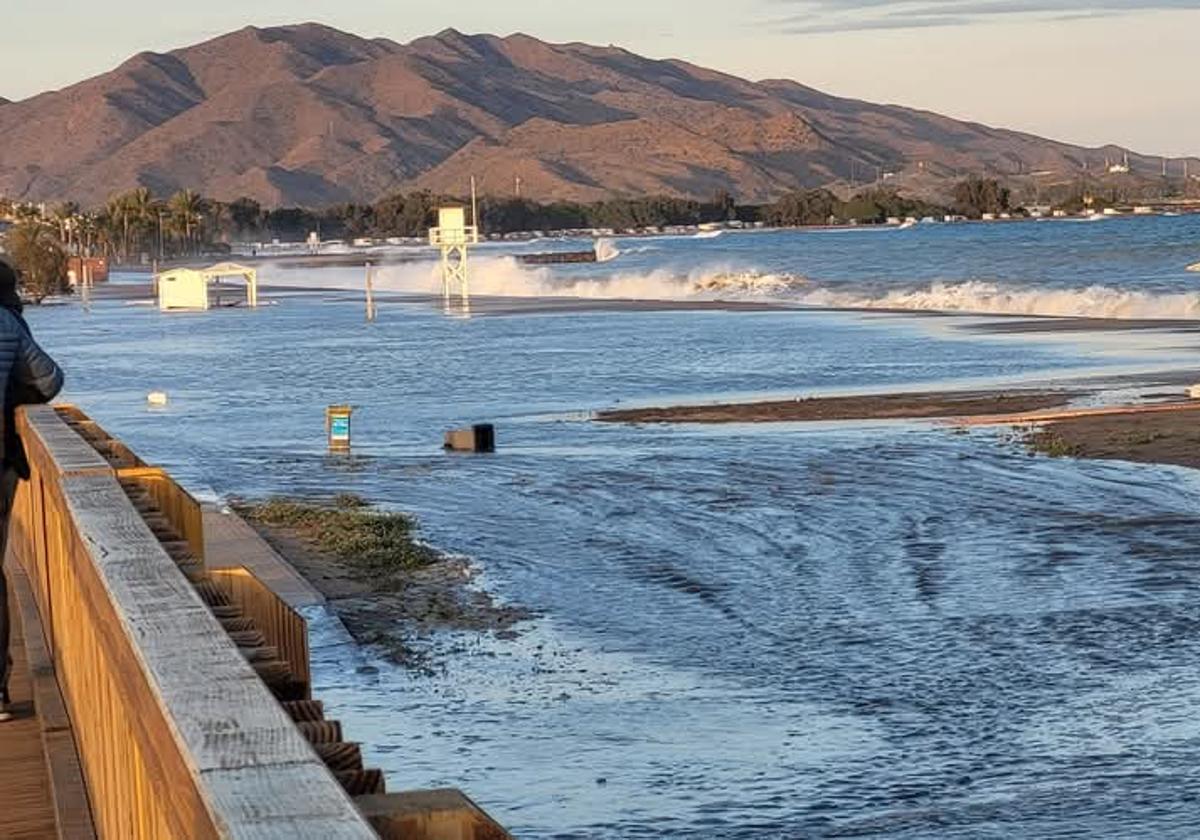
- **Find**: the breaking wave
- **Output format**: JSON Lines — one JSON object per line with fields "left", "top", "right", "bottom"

{"left": 260, "top": 257, "right": 802, "bottom": 301}
{"left": 259, "top": 257, "right": 1200, "bottom": 320}
{"left": 792, "top": 280, "right": 1200, "bottom": 320}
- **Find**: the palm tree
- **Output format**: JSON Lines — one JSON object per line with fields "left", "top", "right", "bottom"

{"left": 206, "top": 200, "right": 229, "bottom": 246}
{"left": 50, "top": 202, "right": 81, "bottom": 254}
{"left": 105, "top": 194, "right": 131, "bottom": 261}
{"left": 168, "top": 190, "right": 204, "bottom": 254}
{"left": 104, "top": 188, "right": 157, "bottom": 262}
{"left": 75, "top": 213, "right": 101, "bottom": 258}
{"left": 124, "top": 187, "right": 155, "bottom": 260}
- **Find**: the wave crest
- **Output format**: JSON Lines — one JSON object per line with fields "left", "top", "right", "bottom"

{"left": 260, "top": 257, "right": 1200, "bottom": 320}
{"left": 793, "top": 281, "right": 1200, "bottom": 320}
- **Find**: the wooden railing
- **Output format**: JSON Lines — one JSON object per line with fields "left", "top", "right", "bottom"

{"left": 117, "top": 467, "right": 206, "bottom": 560}
{"left": 9, "top": 405, "right": 378, "bottom": 839}
{"left": 211, "top": 567, "right": 312, "bottom": 699}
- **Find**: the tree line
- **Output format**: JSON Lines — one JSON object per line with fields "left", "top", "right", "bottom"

{"left": 0, "top": 177, "right": 1038, "bottom": 301}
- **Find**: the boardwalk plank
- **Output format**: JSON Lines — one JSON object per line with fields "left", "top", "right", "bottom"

{"left": 0, "top": 562, "right": 58, "bottom": 839}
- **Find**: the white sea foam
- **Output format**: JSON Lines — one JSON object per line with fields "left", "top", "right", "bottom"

{"left": 791, "top": 281, "right": 1200, "bottom": 320}
{"left": 259, "top": 257, "right": 800, "bottom": 301}
{"left": 256, "top": 257, "right": 1200, "bottom": 320}
{"left": 595, "top": 239, "right": 621, "bottom": 263}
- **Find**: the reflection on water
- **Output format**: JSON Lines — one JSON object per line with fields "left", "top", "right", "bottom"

{"left": 28, "top": 219, "right": 1200, "bottom": 837}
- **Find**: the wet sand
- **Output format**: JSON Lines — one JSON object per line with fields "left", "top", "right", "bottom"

{"left": 1027, "top": 404, "right": 1200, "bottom": 469}
{"left": 597, "top": 390, "right": 1078, "bottom": 424}
{"left": 965, "top": 316, "right": 1200, "bottom": 334}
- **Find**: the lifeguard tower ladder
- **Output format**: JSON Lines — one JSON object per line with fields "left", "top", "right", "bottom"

{"left": 429, "top": 207, "right": 479, "bottom": 306}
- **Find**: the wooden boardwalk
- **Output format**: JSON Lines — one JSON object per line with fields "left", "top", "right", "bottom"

{"left": 0, "top": 565, "right": 58, "bottom": 839}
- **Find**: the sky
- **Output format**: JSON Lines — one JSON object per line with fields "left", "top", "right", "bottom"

{"left": 3, "top": 0, "right": 1199, "bottom": 156}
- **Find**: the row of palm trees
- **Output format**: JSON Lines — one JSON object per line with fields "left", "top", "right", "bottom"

{"left": 2, "top": 188, "right": 224, "bottom": 264}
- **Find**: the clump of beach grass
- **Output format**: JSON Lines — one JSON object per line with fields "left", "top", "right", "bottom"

{"left": 239, "top": 494, "right": 439, "bottom": 580}
{"left": 1027, "top": 430, "right": 1083, "bottom": 459}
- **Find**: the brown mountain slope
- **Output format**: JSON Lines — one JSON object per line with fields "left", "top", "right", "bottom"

{"left": 0, "top": 23, "right": 1193, "bottom": 206}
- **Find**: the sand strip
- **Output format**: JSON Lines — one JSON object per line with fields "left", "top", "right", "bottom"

{"left": 1021, "top": 403, "right": 1200, "bottom": 470}
{"left": 596, "top": 390, "right": 1078, "bottom": 424}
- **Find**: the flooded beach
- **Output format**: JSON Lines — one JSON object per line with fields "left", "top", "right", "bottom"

{"left": 29, "top": 215, "right": 1200, "bottom": 838}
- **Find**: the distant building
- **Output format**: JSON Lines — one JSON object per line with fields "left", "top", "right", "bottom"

{"left": 66, "top": 256, "right": 109, "bottom": 286}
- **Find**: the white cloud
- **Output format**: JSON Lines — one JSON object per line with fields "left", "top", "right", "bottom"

{"left": 772, "top": 0, "right": 1200, "bottom": 33}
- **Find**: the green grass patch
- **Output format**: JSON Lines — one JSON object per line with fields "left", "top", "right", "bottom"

{"left": 1028, "top": 431, "right": 1084, "bottom": 459}
{"left": 240, "top": 494, "right": 439, "bottom": 579}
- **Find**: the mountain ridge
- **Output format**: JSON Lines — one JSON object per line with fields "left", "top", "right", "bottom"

{"left": 0, "top": 22, "right": 1193, "bottom": 207}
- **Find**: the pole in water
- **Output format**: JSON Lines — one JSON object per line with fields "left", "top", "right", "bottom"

{"left": 365, "top": 261, "right": 376, "bottom": 322}
{"left": 82, "top": 264, "right": 92, "bottom": 313}
{"left": 471, "top": 175, "right": 479, "bottom": 231}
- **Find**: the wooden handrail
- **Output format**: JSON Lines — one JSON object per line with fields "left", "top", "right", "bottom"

{"left": 10, "top": 405, "right": 378, "bottom": 839}
{"left": 211, "top": 567, "right": 312, "bottom": 699}
{"left": 117, "top": 467, "right": 207, "bottom": 562}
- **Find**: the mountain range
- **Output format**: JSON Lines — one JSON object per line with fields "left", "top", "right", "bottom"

{"left": 0, "top": 23, "right": 1193, "bottom": 207}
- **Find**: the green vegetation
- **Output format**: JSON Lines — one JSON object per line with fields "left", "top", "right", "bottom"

{"left": 1028, "top": 431, "right": 1083, "bottom": 459}
{"left": 3, "top": 220, "right": 69, "bottom": 302}
{"left": 1051, "top": 187, "right": 1117, "bottom": 215}
{"left": 764, "top": 187, "right": 946, "bottom": 226}
{"left": 0, "top": 174, "right": 1054, "bottom": 268}
{"left": 953, "top": 176, "right": 1010, "bottom": 217}
{"left": 240, "top": 494, "right": 439, "bottom": 582}
{"left": 323, "top": 192, "right": 741, "bottom": 238}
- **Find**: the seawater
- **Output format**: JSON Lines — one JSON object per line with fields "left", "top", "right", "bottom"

{"left": 271, "top": 213, "right": 1200, "bottom": 320}
{"left": 29, "top": 216, "right": 1200, "bottom": 838}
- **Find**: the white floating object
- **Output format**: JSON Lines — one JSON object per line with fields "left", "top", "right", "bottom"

{"left": 1187, "top": 262, "right": 1200, "bottom": 273}
{"left": 147, "top": 391, "right": 169, "bottom": 406}
{"left": 1189, "top": 385, "right": 1200, "bottom": 400}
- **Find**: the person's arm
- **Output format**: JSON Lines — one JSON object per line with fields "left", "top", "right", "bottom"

{"left": 10, "top": 330, "right": 63, "bottom": 405}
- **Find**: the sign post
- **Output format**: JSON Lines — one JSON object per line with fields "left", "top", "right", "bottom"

{"left": 326, "top": 405, "right": 353, "bottom": 452}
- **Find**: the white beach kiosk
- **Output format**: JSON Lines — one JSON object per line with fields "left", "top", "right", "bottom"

{"left": 157, "top": 262, "right": 259, "bottom": 311}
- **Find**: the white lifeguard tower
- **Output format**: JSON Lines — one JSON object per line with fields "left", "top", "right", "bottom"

{"left": 429, "top": 207, "right": 478, "bottom": 305}
{"left": 157, "top": 262, "right": 259, "bottom": 311}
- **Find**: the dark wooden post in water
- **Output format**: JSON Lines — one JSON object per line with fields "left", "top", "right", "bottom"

{"left": 365, "top": 262, "right": 377, "bottom": 322}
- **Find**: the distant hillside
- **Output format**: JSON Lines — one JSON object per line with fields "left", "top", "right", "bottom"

{"left": 0, "top": 23, "right": 1194, "bottom": 207}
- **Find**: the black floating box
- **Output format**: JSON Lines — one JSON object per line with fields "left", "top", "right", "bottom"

{"left": 444, "top": 423, "right": 496, "bottom": 453}
{"left": 473, "top": 423, "right": 496, "bottom": 453}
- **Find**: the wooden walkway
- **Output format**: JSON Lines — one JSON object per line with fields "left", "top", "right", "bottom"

{"left": 0, "top": 564, "right": 58, "bottom": 839}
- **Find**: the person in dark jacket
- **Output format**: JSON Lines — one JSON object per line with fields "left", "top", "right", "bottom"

{"left": 0, "top": 257, "right": 63, "bottom": 722}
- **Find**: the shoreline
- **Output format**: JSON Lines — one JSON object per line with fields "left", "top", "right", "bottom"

{"left": 596, "top": 389, "right": 1081, "bottom": 424}
{"left": 1025, "top": 405, "right": 1200, "bottom": 470}
{"left": 235, "top": 497, "right": 532, "bottom": 672}
{"left": 595, "top": 373, "right": 1200, "bottom": 474}
{"left": 89, "top": 276, "right": 1200, "bottom": 331}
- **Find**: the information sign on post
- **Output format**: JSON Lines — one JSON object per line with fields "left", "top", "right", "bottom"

{"left": 326, "top": 405, "right": 353, "bottom": 451}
